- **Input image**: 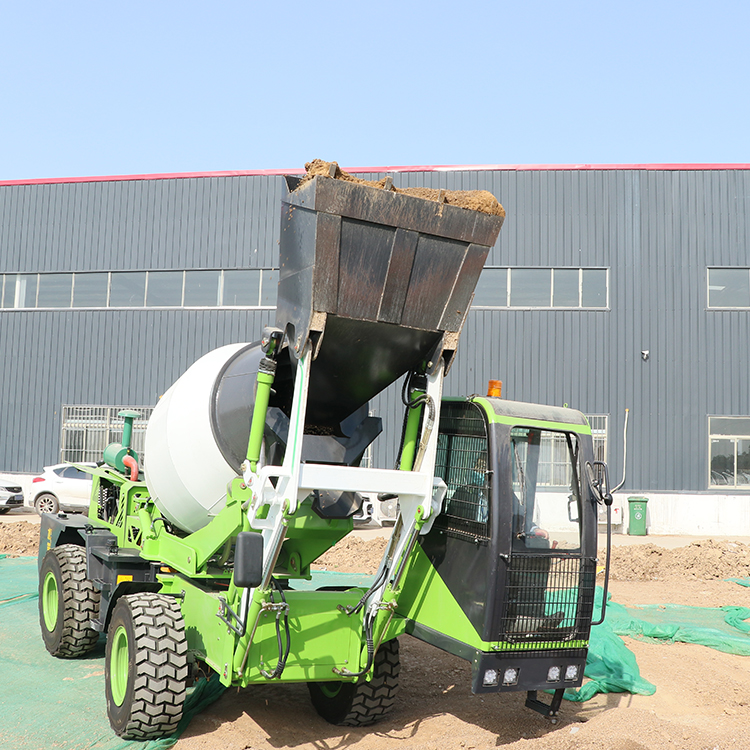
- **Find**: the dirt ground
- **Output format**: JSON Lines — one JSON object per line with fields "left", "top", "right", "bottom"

{"left": 5, "top": 517, "right": 750, "bottom": 750}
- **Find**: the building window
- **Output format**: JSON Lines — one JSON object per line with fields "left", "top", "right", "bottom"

{"left": 587, "top": 415, "right": 608, "bottom": 464}
{"left": 37, "top": 273, "right": 73, "bottom": 307}
{"left": 73, "top": 272, "right": 109, "bottom": 307}
{"left": 0, "top": 269, "right": 278, "bottom": 310}
{"left": 473, "top": 268, "right": 608, "bottom": 309}
{"left": 146, "top": 271, "right": 184, "bottom": 307}
{"left": 261, "top": 269, "right": 279, "bottom": 307}
{"left": 184, "top": 270, "right": 221, "bottom": 306}
{"left": 709, "top": 417, "right": 750, "bottom": 488}
{"left": 223, "top": 269, "right": 261, "bottom": 306}
{"left": 534, "top": 414, "right": 607, "bottom": 488}
{"left": 2, "top": 273, "right": 39, "bottom": 308}
{"left": 707, "top": 268, "right": 750, "bottom": 308}
{"left": 110, "top": 271, "right": 147, "bottom": 307}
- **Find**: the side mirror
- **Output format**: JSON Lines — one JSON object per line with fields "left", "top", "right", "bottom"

{"left": 234, "top": 531, "right": 264, "bottom": 588}
{"left": 567, "top": 495, "right": 580, "bottom": 523}
{"left": 585, "top": 461, "right": 613, "bottom": 506}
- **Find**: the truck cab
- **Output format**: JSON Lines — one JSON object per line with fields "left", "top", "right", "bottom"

{"left": 398, "top": 396, "right": 598, "bottom": 710}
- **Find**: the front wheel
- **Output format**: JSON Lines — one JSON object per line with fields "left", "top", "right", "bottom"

{"left": 39, "top": 544, "right": 101, "bottom": 657}
{"left": 105, "top": 593, "right": 188, "bottom": 740}
{"left": 308, "top": 637, "right": 400, "bottom": 726}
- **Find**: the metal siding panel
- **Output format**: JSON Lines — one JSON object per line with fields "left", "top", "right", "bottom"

{"left": 2, "top": 167, "right": 750, "bottom": 490}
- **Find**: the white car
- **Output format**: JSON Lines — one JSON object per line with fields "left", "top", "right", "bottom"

{"left": 29, "top": 463, "right": 96, "bottom": 515}
{"left": 0, "top": 481, "right": 24, "bottom": 514}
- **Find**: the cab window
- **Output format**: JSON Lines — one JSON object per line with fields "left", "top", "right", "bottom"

{"left": 510, "top": 427, "right": 582, "bottom": 551}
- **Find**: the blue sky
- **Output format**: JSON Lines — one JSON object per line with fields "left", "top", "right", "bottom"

{"left": 2, "top": 1, "right": 749, "bottom": 180}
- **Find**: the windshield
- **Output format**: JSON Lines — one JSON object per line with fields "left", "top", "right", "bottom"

{"left": 510, "top": 427, "right": 582, "bottom": 551}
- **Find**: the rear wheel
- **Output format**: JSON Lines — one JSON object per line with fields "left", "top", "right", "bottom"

{"left": 0, "top": 508, "right": 10, "bottom": 514}
{"left": 35, "top": 493, "right": 59, "bottom": 515}
{"left": 308, "top": 637, "right": 400, "bottom": 726}
{"left": 105, "top": 593, "right": 188, "bottom": 739}
{"left": 39, "top": 544, "right": 101, "bottom": 657}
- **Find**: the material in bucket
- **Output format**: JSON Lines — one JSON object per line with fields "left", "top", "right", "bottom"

{"left": 277, "top": 172, "right": 505, "bottom": 427}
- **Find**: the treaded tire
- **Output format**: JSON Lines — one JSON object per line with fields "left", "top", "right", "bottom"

{"left": 308, "top": 637, "right": 400, "bottom": 726}
{"left": 39, "top": 544, "right": 101, "bottom": 658}
{"left": 35, "top": 493, "right": 59, "bottom": 515}
{"left": 105, "top": 593, "right": 188, "bottom": 740}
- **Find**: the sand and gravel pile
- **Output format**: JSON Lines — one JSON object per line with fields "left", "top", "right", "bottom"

{"left": 312, "top": 533, "right": 388, "bottom": 574}
{"left": 607, "top": 539, "right": 750, "bottom": 581}
{"left": 0, "top": 521, "right": 40, "bottom": 558}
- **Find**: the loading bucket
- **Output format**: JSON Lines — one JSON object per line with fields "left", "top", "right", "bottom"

{"left": 277, "top": 175, "right": 504, "bottom": 427}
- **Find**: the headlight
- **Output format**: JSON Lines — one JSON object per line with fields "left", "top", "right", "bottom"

{"left": 564, "top": 664, "right": 580, "bottom": 681}
{"left": 482, "top": 669, "right": 499, "bottom": 687}
{"left": 502, "top": 667, "right": 519, "bottom": 686}
{"left": 547, "top": 666, "right": 561, "bottom": 682}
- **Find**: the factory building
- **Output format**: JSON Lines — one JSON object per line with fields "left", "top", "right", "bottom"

{"left": 1, "top": 164, "right": 749, "bottom": 533}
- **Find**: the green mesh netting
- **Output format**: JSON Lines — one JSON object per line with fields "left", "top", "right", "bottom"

{"left": 0, "top": 556, "right": 225, "bottom": 750}
{"left": 605, "top": 596, "right": 750, "bottom": 655}
{"left": 555, "top": 586, "right": 656, "bottom": 702}
{"left": 3, "top": 556, "right": 750, "bottom": 746}
{"left": 562, "top": 586, "right": 750, "bottom": 702}
{"left": 727, "top": 577, "right": 750, "bottom": 588}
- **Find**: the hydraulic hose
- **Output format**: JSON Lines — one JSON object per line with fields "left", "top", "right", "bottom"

{"left": 336, "top": 614, "right": 376, "bottom": 679}
{"left": 260, "top": 579, "right": 291, "bottom": 679}
{"left": 122, "top": 454, "right": 139, "bottom": 482}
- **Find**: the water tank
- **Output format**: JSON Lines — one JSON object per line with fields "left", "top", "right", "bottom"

{"left": 144, "top": 342, "right": 263, "bottom": 533}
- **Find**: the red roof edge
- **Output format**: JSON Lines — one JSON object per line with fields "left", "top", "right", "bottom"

{"left": 2, "top": 163, "right": 750, "bottom": 187}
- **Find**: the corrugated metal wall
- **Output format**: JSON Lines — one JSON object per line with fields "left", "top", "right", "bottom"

{"left": 2, "top": 168, "right": 749, "bottom": 495}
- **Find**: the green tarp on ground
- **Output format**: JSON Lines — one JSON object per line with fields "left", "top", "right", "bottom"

{"left": 606, "top": 597, "right": 750, "bottom": 655}
{"left": 2, "top": 555, "right": 750, "bottom": 746}
{"left": 562, "top": 587, "right": 656, "bottom": 702}
{"left": 0, "top": 556, "right": 225, "bottom": 750}
{"left": 564, "top": 588, "right": 750, "bottom": 702}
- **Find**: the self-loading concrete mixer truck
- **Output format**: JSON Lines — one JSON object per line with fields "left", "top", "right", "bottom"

{"left": 36, "top": 166, "right": 613, "bottom": 740}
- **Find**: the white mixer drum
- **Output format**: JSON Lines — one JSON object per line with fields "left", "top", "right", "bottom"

{"left": 144, "top": 342, "right": 264, "bottom": 533}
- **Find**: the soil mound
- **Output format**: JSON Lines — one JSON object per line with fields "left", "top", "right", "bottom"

{"left": 301, "top": 159, "right": 506, "bottom": 218}
{"left": 607, "top": 539, "right": 750, "bottom": 581}
{"left": 312, "top": 534, "right": 388, "bottom": 574}
{"left": 0, "top": 521, "right": 40, "bottom": 558}
{"left": 4, "top": 520, "right": 750, "bottom": 586}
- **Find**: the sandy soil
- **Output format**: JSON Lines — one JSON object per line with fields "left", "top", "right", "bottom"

{"left": 5, "top": 520, "right": 750, "bottom": 750}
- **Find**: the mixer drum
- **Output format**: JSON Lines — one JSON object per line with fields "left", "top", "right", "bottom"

{"left": 144, "top": 342, "right": 263, "bottom": 533}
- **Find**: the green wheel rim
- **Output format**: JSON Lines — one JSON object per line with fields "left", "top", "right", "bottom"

{"left": 110, "top": 625, "right": 130, "bottom": 707}
{"left": 319, "top": 682, "right": 343, "bottom": 699}
{"left": 42, "top": 571, "right": 59, "bottom": 631}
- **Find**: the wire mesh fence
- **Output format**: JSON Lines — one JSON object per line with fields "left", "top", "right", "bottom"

{"left": 60, "top": 405, "right": 154, "bottom": 465}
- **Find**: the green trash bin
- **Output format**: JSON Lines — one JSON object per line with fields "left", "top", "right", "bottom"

{"left": 628, "top": 497, "right": 648, "bottom": 536}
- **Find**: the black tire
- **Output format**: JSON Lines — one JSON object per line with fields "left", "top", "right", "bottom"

{"left": 308, "top": 637, "right": 400, "bottom": 726}
{"left": 39, "top": 544, "right": 101, "bottom": 657}
{"left": 0, "top": 507, "right": 10, "bottom": 514}
{"left": 105, "top": 593, "right": 188, "bottom": 740}
{"left": 35, "top": 493, "right": 59, "bottom": 515}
